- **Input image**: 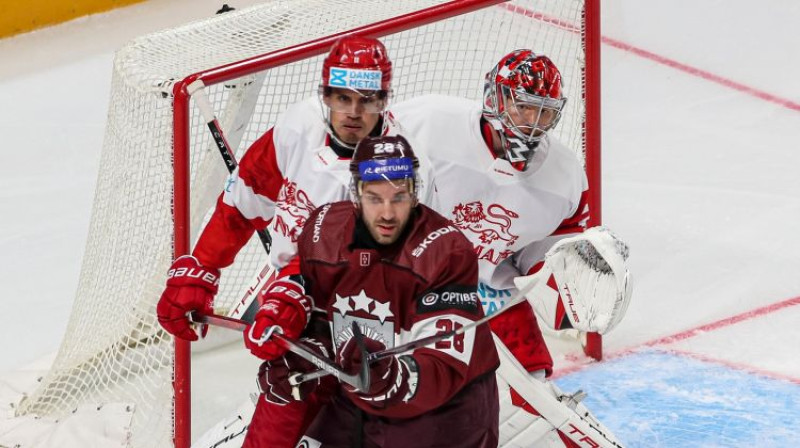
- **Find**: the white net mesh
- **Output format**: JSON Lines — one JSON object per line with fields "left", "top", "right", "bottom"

{"left": 17, "top": 1, "right": 592, "bottom": 446}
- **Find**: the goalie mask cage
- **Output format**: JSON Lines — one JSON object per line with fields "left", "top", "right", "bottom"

{"left": 16, "top": 0, "right": 601, "bottom": 446}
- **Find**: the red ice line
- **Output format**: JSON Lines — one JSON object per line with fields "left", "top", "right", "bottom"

{"left": 600, "top": 36, "right": 800, "bottom": 113}
{"left": 553, "top": 295, "right": 800, "bottom": 380}
{"left": 503, "top": 3, "right": 800, "bottom": 113}
{"left": 642, "top": 295, "right": 800, "bottom": 348}
{"left": 656, "top": 347, "right": 800, "bottom": 386}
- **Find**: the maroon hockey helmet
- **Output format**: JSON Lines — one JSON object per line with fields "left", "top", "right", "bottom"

{"left": 349, "top": 135, "right": 420, "bottom": 200}
{"left": 321, "top": 35, "right": 393, "bottom": 93}
{"left": 483, "top": 50, "right": 567, "bottom": 169}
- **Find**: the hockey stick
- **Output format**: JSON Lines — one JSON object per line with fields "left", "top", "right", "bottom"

{"left": 187, "top": 79, "right": 272, "bottom": 254}
{"left": 292, "top": 274, "right": 541, "bottom": 385}
{"left": 187, "top": 79, "right": 276, "bottom": 323}
{"left": 188, "top": 312, "right": 370, "bottom": 392}
{"left": 227, "top": 262, "right": 277, "bottom": 322}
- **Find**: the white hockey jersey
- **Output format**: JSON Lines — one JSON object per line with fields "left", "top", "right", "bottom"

{"left": 393, "top": 94, "right": 589, "bottom": 315}
{"left": 193, "top": 96, "right": 437, "bottom": 271}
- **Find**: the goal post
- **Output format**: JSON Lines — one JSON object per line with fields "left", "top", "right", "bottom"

{"left": 584, "top": 0, "right": 603, "bottom": 360}
{"left": 17, "top": 1, "right": 602, "bottom": 447}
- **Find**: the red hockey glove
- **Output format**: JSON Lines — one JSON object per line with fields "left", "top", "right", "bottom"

{"left": 157, "top": 255, "right": 220, "bottom": 341}
{"left": 244, "top": 279, "right": 312, "bottom": 360}
{"left": 257, "top": 337, "right": 331, "bottom": 405}
{"left": 337, "top": 336, "right": 414, "bottom": 406}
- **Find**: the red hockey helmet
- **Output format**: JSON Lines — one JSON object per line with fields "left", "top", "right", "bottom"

{"left": 349, "top": 135, "right": 420, "bottom": 201}
{"left": 483, "top": 50, "right": 567, "bottom": 169}
{"left": 321, "top": 35, "right": 392, "bottom": 93}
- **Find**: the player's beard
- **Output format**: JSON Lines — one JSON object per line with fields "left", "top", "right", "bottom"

{"left": 366, "top": 216, "right": 407, "bottom": 245}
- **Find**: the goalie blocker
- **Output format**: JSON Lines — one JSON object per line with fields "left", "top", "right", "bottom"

{"left": 514, "top": 226, "right": 632, "bottom": 335}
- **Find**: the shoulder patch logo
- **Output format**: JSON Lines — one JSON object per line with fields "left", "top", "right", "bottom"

{"left": 417, "top": 285, "right": 480, "bottom": 315}
{"left": 311, "top": 203, "right": 331, "bottom": 243}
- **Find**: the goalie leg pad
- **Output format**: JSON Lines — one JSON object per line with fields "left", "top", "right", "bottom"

{"left": 494, "top": 335, "right": 625, "bottom": 448}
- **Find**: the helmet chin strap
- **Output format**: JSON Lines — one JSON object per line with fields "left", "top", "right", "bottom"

{"left": 319, "top": 102, "right": 356, "bottom": 152}
{"left": 327, "top": 124, "right": 357, "bottom": 152}
{"left": 485, "top": 115, "right": 540, "bottom": 171}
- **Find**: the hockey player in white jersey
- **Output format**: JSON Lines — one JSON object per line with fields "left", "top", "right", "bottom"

{"left": 156, "top": 36, "right": 436, "bottom": 448}
{"left": 392, "top": 50, "right": 631, "bottom": 447}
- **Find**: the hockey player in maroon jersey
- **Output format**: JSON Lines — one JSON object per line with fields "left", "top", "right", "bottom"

{"left": 155, "top": 36, "right": 437, "bottom": 447}
{"left": 391, "top": 50, "right": 632, "bottom": 446}
{"left": 249, "top": 135, "right": 500, "bottom": 447}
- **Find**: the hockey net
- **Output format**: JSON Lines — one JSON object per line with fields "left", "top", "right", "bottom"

{"left": 15, "top": 1, "right": 600, "bottom": 446}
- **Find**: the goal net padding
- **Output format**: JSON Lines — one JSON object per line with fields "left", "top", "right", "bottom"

{"left": 14, "top": 1, "right": 599, "bottom": 446}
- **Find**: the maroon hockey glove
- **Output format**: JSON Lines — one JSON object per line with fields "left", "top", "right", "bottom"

{"left": 257, "top": 337, "right": 331, "bottom": 405}
{"left": 157, "top": 255, "right": 220, "bottom": 341}
{"left": 337, "top": 336, "right": 414, "bottom": 406}
{"left": 244, "top": 279, "right": 313, "bottom": 360}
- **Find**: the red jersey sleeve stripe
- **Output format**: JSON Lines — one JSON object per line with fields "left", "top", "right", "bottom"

{"left": 551, "top": 189, "right": 589, "bottom": 236}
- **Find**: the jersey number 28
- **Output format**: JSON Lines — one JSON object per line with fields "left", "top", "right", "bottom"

{"left": 434, "top": 319, "right": 464, "bottom": 353}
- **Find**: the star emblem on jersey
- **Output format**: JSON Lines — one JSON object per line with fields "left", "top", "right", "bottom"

{"left": 352, "top": 290, "right": 372, "bottom": 312}
{"left": 332, "top": 290, "right": 394, "bottom": 323}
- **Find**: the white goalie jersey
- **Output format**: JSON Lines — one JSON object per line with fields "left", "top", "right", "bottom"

{"left": 392, "top": 94, "right": 589, "bottom": 315}
{"left": 390, "top": 96, "right": 627, "bottom": 448}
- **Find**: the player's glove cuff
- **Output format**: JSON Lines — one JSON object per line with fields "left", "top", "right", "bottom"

{"left": 165, "top": 255, "right": 221, "bottom": 293}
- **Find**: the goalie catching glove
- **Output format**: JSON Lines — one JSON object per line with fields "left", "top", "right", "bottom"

{"left": 244, "top": 278, "right": 313, "bottom": 360}
{"left": 514, "top": 226, "right": 632, "bottom": 334}
{"left": 157, "top": 255, "right": 220, "bottom": 341}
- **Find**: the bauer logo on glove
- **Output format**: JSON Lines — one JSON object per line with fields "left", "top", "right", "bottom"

{"left": 244, "top": 279, "right": 314, "bottom": 360}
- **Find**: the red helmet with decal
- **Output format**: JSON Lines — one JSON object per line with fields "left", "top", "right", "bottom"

{"left": 321, "top": 35, "right": 392, "bottom": 93}
{"left": 319, "top": 36, "right": 393, "bottom": 151}
{"left": 483, "top": 50, "right": 567, "bottom": 170}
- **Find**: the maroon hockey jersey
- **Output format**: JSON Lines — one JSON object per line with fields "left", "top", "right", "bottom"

{"left": 298, "top": 201, "right": 500, "bottom": 420}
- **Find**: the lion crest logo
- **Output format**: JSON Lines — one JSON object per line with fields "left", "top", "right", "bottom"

{"left": 274, "top": 180, "right": 316, "bottom": 242}
{"left": 452, "top": 201, "right": 519, "bottom": 246}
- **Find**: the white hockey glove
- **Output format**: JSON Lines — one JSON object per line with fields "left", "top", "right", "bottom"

{"left": 514, "top": 226, "right": 632, "bottom": 334}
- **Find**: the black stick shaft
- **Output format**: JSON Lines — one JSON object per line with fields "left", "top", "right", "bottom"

{"left": 206, "top": 119, "right": 272, "bottom": 253}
